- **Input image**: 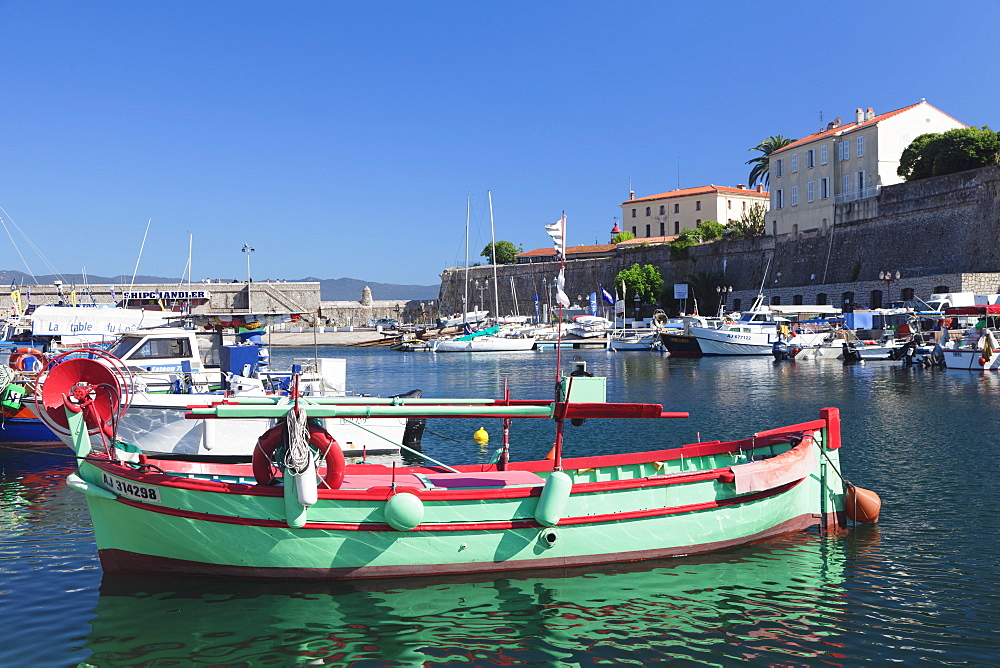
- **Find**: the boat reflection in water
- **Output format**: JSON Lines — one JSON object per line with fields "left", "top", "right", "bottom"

{"left": 85, "top": 530, "right": 871, "bottom": 665}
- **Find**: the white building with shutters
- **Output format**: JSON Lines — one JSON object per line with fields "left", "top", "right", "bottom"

{"left": 766, "top": 100, "right": 965, "bottom": 237}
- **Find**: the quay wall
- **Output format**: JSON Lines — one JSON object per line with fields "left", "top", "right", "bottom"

{"left": 438, "top": 165, "right": 1000, "bottom": 315}
{"left": 0, "top": 282, "right": 321, "bottom": 315}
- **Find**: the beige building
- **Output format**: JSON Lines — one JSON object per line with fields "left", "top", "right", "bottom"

{"left": 620, "top": 184, "right": 770, "bottom": 238}
{"left": 767, "top": 100, "right": 965, "bottom": 237}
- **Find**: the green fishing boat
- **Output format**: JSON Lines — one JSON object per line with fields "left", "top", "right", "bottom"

{"left": 42, "top": 353, "right": 879, "bottom": 580}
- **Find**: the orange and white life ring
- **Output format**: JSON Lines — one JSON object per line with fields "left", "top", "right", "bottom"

{"left": 9, "top": 348, "right": 46, "bottom": 372}
{"left": 252, "top": 421, "right": 345, "bottom": 489}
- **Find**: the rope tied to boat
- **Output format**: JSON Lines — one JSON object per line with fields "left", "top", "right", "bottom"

{"left": 283, "top": 405, "right": 313, "bottom": 476}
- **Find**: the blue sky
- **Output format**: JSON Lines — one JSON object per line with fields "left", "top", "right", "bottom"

{"left": 0, "top": 1, "right": 996, "bottom": 287}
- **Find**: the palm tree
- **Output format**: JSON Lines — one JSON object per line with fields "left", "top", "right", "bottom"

{"left": 746, "top": 135, "right": 796, "bottom": 187}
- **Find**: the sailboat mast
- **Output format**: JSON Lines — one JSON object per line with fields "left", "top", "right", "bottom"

{"left": 488, "top": 190, "right": 500, "bottom": 321}
{"left": 463, "top": 195, "right": 470, "bottom": 326}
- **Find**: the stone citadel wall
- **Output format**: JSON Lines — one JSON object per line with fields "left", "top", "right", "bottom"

{"left": 438, "top": 165, "right": 1000, "bottom": 315}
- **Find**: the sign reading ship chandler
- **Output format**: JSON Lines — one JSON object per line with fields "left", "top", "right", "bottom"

{"left": 121, "top": 290, "right": 212, "bottom": 300}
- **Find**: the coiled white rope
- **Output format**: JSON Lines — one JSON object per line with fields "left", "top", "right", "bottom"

{"left": 283, "top": 406, "right": 312, "bottom": 476}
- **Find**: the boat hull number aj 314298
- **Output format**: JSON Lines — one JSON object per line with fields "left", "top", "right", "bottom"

{"left": 102, "top": 473, "right": 161, "bottom": 503}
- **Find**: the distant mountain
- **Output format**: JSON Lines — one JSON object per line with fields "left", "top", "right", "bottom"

{"left": 297, "top": 277, "right": 439, "bottom": 301}
{"left": 0, "top": 270, "right": 183, "bottom": 286}
{"left": 0, "top": 270, "right": 439, "bottom": 302}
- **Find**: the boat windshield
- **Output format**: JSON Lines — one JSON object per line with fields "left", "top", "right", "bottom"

{"left": 108, "top": 335, "right": 143, "bottom": 360}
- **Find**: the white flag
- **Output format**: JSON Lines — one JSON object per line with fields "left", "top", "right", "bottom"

{"left": 544, "top": 213, "right": 566, "bottom": 259}
{"left": 555, "top": 267, "right": 570, "bottom": 307}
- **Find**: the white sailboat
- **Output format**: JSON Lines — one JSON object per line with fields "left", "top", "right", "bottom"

{"left": 431, "top": 192, "right": 536, "bottom": 353}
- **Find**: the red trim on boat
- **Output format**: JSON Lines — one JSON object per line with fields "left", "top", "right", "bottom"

{"left": 88, "top": 424, "right": 826, "bottom": 502}
{"left": 819, "top": 407, "right": 841, "bottom": 450}
{"left": 110, "top": 476, "right": 803, "bottom": 532}
{"left": 96, "top": 511, "right": 843, "bottom": 580}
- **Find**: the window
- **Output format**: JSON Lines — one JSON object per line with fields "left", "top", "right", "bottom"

{"left": 674, "top": 221, "right": 679, "bottom": 235}
{"left": 791, "top": 154, "right": 798, "bottom": 172}
{"left": 673, "top": 203, "right": 679, "bottom": 213}
{"left": 807, "top": 181, "right": 815, "bottom": 202}
{"left": 842, "top": 174, "right": 851, "bottom": 195}
{"left": 696, "top": 219, "right": 701, "bottom": 225}
{"left": 857, "top": 171, "right": 866, "bottom": 193}
{"left": 727, "top": 199, "right": 732, "bottom": 209}
{"left": 870, "top": 290, "right": 883, "bottom": 309}
{"left": 817, "top": 293, "right": 827, "bottom": 305}
{"left": 842, "top": 292, "right": 855, "bottom": 307}
{"left": 933, "top": 285, "right": 950, "bottom": 294}
{"left": 659, "top": 222, "right": 665, "bottom": 235}
{"left": 733, "top": 298, "right": 742, "bottom": 311}
{"left": 793, "top": 224, "right": 799, "bottom": 235}
{"left": 901, "top": 287, "right": 915, "bottom": 301}
{"left": 774, "top": 189, "right": 784, "bottom": 208}
{"left": 771, "top": 296, "right": 781, "bottom": 305}
{"left": 696, "top": 200, "right": 702, "bottom": 211}
{"left": 790, "top": 186, "right": 798, "bottom": 206}
{"left": 806, "top": 149, "right": 815, "bottom": 168}
{"left": 645, "top": 206, "right": 651, "bottom": 216}
{"left": 775, "top": 159, "right": 784, "bottom": 177}
{"left": 631, "top": 209, "right": 636, "bottom": 218}
{"left": 128, "top": 337, "right": 193, "bottom": 360}
{"left": 857, "top": 136, "right": 864, "bottom": 157}
{"left": 631, "top": 226, "right": 636, "bottom": 235}
{"left": 821, "top": 145, "right": 828, "bottom": 165}
{"left": 645, "top": 224, "right": 650, "bottom": 237}
{"left": 793, "top": 294, "right": 803, "bottom": 305}
{"left": 819, "top": 177, "right": 830, "bottom": 199}
{"left": 659, "top": 205, "right": 665, "bottom": 215}
{"left": 839, "top": 141, "right": 850, "bottom": 161}
{"left": 742, "top": 201, "right": 747, "bottom": 210}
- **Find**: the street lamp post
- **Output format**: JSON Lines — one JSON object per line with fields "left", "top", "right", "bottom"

{"left": 715, "top": 285, "right": 733, "bottom": 317}
{"left": 633, "top": 294, "right": 641, "bottom": 326}
{"left": 879, "top": 270, "right": 901, "bottom": 305}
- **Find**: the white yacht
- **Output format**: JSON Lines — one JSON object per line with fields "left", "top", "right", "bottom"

{"left": 689, "top": 297, "right": 836, "bottom": 356}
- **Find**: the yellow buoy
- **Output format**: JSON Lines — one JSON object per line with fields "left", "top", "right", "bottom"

{"left": 473, "top": 426, "right": 489, "bottom": 444}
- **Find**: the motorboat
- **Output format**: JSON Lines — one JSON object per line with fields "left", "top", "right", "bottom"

{"left": 690, "top": 298, "right": 837, "bottom": 356}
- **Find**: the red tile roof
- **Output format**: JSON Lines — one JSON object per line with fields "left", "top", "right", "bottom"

{"left": 771, "top": 101, "right": 966, "bottom": 155}
{"left": 616, "top": 235, "right": 679, "bottom": 246}
{"left": 517, "top": 244, "right": 617, "bottom": 258}
{"left": 623, "top": 184, "right": 768, "bottom": 205}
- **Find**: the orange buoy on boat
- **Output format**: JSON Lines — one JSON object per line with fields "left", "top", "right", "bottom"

{"left": 846, "top": 484, "right": 882, "bottom": 523}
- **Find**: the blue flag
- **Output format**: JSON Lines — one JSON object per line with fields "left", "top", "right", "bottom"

{"left": 600, "top": 285, "right": 614, "bottom": 304}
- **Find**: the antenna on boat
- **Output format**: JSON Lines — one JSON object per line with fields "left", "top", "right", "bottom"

{"left": 755, "top": 256, "right": 772, "bottom": 308}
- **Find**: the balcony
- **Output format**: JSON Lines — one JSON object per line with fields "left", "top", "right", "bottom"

{"left": 835, "top": 185, "right": 881, "bottom": 204}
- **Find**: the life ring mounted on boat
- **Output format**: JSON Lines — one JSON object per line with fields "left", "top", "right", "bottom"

{"left": 252, "top": 421, "right": 346, "bottom": 489}
{"left": 8, "top": 348, "right": 47, "bottom": 372}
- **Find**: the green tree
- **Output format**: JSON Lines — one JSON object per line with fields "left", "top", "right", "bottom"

{"left": 725, "top": 202, "right": 767, "bottom": 239}
{"left": 614, "top": 263, "right": 663, "bottom": 304}
{"left": 665, "top": 221, "right": 723, "bottom": 260}
{"left": 695, "top": 220, "right": 725, "bottom": 240}
{"left": 611, "top": 230, "right": 636, "bottom": 244}
{"left": 898, "top": 127, "right": 1000, "bottom": 181}
{"left": 746, "top": 135, "right": 797, "bottom": 187}
{"left": 480, "top": 241, "right": 523, "bottom": 265}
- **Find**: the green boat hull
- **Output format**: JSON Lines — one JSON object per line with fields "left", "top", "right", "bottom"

{"left": 70, "top": 409, "right": 847, "bottom": 579}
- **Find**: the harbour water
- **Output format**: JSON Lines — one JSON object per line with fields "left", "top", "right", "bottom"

{"left": 1, "top": 348, "right": 998, "bottom": 665}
